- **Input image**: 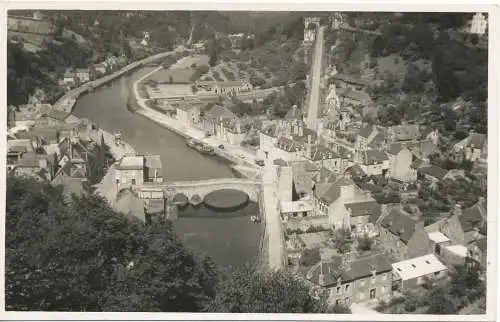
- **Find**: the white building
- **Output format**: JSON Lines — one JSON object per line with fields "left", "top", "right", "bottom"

{"left": 469, "top": 13, "right": 487, "bottom": 36}
{"left": 392, "top": 254, "right": 448, "bottom": 291}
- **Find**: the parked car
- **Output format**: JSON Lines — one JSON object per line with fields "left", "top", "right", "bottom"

{"left": 218, "top": 144, "right": 224, "bottom": 149}
{"left": 255, "top": 159, "right": 265, "bottom": 167}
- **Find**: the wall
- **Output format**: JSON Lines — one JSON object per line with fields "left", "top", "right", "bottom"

{"left": 353, "top": 272, "right": 392, "bottom": 304}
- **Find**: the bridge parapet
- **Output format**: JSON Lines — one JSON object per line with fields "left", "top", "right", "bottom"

{"left": 138, "top": 178, "right": 262, "bottom": 202}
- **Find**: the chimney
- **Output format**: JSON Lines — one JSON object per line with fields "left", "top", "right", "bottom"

{"left": 318, "top": 262, "right": 325, "bottom": 286}
{"left": 453, "top": 204, "right": 462, "bottom": 217}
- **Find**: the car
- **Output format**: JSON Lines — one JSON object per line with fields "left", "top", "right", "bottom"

{"left": 218, "top": 144, "right": 224, "bottom": 149}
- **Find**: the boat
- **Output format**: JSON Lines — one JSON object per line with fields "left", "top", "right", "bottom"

{"left": 250, "top": 216, "right": 260, "bottom": 223}
{"left": 190, "top": 194, "right": 202, "bottom": 207}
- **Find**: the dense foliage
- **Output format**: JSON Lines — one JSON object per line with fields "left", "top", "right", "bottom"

{"left": 377, "top": 263, "right": 485, "bottom": 314}
{"left": 206, "top": 267, "right": 326, "bottom": 313}
{"left": 6, "top": 176, "right": 328, "bottom": 313}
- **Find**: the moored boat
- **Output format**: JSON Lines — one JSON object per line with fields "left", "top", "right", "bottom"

{"left": 250, "top": 215, "right": 260, "bottom": 223}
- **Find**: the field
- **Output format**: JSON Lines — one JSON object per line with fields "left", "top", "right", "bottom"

{"left": 146, "top": 54, "right": 210, "bottom": 84}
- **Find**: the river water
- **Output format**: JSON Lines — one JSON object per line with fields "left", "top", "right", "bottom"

{"left": 72, "top": 67, "right": 262, "bottom": 268}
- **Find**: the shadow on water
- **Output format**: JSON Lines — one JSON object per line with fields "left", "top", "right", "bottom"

{"left": 177, "top": 201, "right": 258, "bottom": 219}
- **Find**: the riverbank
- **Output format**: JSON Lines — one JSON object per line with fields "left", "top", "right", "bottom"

{"left": 53, "top": 47, "right": 186, "bottom": 114}
{"left": 130, "top": 58, "right": 260, "bottom": 170}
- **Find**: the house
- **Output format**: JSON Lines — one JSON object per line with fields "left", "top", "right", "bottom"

{"left": 418, "top": 165, "right": 448, "bottom": 184}
{"left": 195, "top": 80, "right": 253, "bottom": 96}
{"left": 306, "top": 144, "right": 345, "bottom": 174}
{"left": 313, "top": 176, "right": 376, "bottom": 229}
{"left": 37, "top": 109, "right": 69, "bottom": 126}
{"left": 115, "top": 154, "right": 145, "bottom": 187}
{"left": 453, "top": 131, "right": 487, "bottom": 162}
{"left": 218, "top": 118, "right": 246, "bottom": 145}
{"left": 63, "top": 70, "right": 76, "bottom": 85}
{"left": 386, "top": 145, "right": 416, "bottom": 182}
{"left": 356, "top": 124, "right": 379, "bottom": 151}
{"left": 391, "top": 254, "right": 448, "bottom": 292}
{"left": 469, "top": 237, "right": 487, "bottom": 269}
{"left": 305, "top": 253, "right": 393, "bottom": 306}
{"left": 94, "top": 63, "right": 107, "bottom": 75}
{"left": 259, "top": 120, "right": 317, "bottom": 162}
{"left": 175, "top": 101, "right": 202, "bottom": 128}
{"left": 387, "top": 124, "right": 421, "bottom": 143}
{"left": 345, "top": 164, "right": 367, "bottom": 180}
{"left": 344, "top": 200, "right": 382, "bottom": 238}
{"left": 356, "top": 149, "right": 390, "bottom": 177}
{"left": 7, "top": 139, "right": 34, "bottom": 170}
{"left": 339, "top": 88, "right": 372, "bottom": 107}
{"left": 272, "top": 136, "right": 307, "bottom": 162}
{"left": 469, "top": 13, "right": 488, "bottom": 36}
{"left": 330, "top": 74, "right": 369, "bottom": 91}
{"left": 420, "top": 126, "right": 440, "bottom": 146}
{"left": 76, "top": 68, "right": 90, "bottom": 83}
{"left": 378, "top": 206, "right": 432, "bottom": 261}
{"left": 94, "top": 62, "right": 108, "bottom": 76}
{"left": 201, "top": 104, "right": 238, "bottom": 136}
{"left": 115, "top": 153, "right": 163, "bottom": 187}
{"left": 11, "top": 152, "right": 54, "bottom": 181}
{"left": 440, "top": 198, "right": 487, "bottom": 246}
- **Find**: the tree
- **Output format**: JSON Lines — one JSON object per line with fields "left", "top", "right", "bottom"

{"left": 328, "top": 303, "right": 352, "bottom": 313}
{"left": 371, "top": 35, "right": 386, "bottom": 57}
{"left": 206, "top": 267, "right": 326, "bottom": 313}
{"left": 470, "top": 34, "right": 479, "bottom": 46}
{"left": 5, "top": 176, "right": 218, "bottom": 312}
{"left": 300, "top": 248, "right": 321, "bottom": 266}
{"left": 357, "top": 234, "right": 374, "bottom": 252}
{"left": 331, "top": 228, "right": 353, "bottom": 254}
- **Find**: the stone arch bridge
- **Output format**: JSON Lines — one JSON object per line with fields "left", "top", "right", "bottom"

{"left": 137, "top": 178, "right": 262, "bottom": 202}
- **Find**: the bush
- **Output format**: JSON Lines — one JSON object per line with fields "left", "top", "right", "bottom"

{"left": 404, "top": 296, "right": 420, "bottom": 312}
{"left": 300, "top": 248, "right": 321, "bottom": 266}
{"left": 357, "top": 234, "right": 374, "bottom": 251}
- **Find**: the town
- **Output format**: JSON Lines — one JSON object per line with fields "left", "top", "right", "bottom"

{"left": 5, "top": 10, "right": 489, "bottom": 315}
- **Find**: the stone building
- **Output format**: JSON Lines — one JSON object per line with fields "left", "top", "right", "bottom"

{"left": 378, "top": 205, "right": 432, "bottom": 261}
{"left": 305, "top": 253, "right": 393, "bottom": 306}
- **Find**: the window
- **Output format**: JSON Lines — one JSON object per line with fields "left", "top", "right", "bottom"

{"left": 335, "top": 299, "right": 341, "bottom": 306}
{"left": 345, "top": 284, "right": 350, "bottom": 292}
{"left": 131, "top": 178, "right": 136, "bottom": 185}
{"left": 434, "top": 271, "right": 440, "bottom": 277}
{"left": 370, "top": 288, "right": 376, "bottom": 299}
{"left": 337, "top": 287, "right": 341, "bottom": 294}
{"left": 381, "top": 274, "right": 387, "bottom": 281}
{"left": 344, "top": 297, "right": 350, "bottom": 304}
{"left": 435, "top": 244, "right": 441, "bottom": 255}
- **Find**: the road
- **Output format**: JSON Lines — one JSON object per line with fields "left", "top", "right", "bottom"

{"left": 53, "top": 46, "right": 187, "bottom": 113}
{"left": 306, "top": 26, "right": 325, "bottom": 132}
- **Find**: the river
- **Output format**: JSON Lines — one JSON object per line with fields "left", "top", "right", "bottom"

{"left": 72, "top": 67, "right": 262, "bottom": 268}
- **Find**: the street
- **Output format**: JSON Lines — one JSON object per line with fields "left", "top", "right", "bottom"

{"left": 306, "top": 26, "right": 325, "bottom": 132}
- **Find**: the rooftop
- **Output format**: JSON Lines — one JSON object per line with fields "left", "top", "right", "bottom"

{"left": 427, "top": 231, "right": 451, "bottom": 244}
{"left": 419, "top": 165, "right": 448, "bottom": 180}
{"left": 118, "top": 155, "right": 144, "bottom": 170}
{"left": 392, "top": 254, "right": 447, "bottom": 281}
{"left": 380, "top": 208, "right": 419, "bottom": 244}
{"left": 280, "top": 200, "right": 313, "bottom": 214}
{"left": 306, "top": 253, "right": 392, "bottom": 286}
{"left": 444, "top": 244, "right": 468, "bottom": 258}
